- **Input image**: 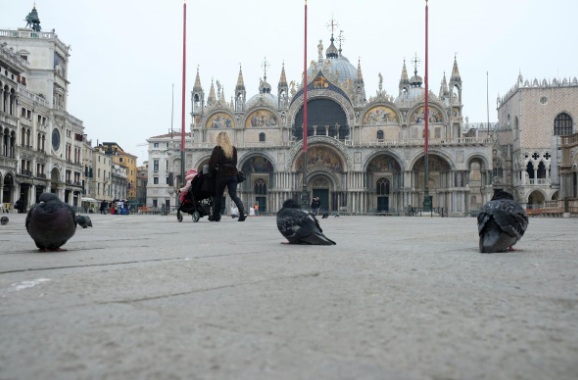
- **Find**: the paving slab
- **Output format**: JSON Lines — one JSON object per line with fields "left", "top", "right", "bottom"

{"left": 1, "top": 213, "right": 577, "bottom": 380}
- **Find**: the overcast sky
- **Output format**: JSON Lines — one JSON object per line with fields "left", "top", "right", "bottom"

{"left": 1, "top": 0, "right": 575, "bottom": 165}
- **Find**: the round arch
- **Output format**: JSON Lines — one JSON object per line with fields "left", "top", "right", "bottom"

{"left": 364, "top": 151, "right": 405, "bottom": 172}
{"left": 292, "top": 144, "right": 346, "bottom": 174}
{"left": 2, "top": 172, "right": 14, "bottom": 204}
{"left": 293, "top": 98, "right": 349, "bottom": 139}
{"left": 527, "top": 189, "right": 546, "bottom": 208}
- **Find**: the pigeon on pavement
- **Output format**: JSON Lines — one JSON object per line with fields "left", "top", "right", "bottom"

{"left": 1, "top": 216, "right": 8, "bottom": 225}
{"left": 276, "top": 199, "right": 336, "bottom": 245}
{"left": 26, "top": 193, "right": 77, "bottom": 251}
{"left": 76, "top": 215, "right": 93, "bottom": 228}
{"left": 477, "top": 189, "right": 528, "bottom": 253}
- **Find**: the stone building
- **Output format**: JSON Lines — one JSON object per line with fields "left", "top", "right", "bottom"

{"left": 99, "top": 142, "right": 138, "bottom": 204}
{"left": 495, "top": 74, "right": 578, "bottom": 209}
{"left": 150, "top": 29, "right": 493, "bottom": 216}
{"left": 0, "top": 7, "right": 85, "bottom": 211}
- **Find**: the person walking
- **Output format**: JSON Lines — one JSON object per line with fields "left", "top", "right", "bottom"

{"left": 208, "top": 131, "right": 246, "bottom": 222}
{"left": 311, "top": 196, "right": 321, "bottom": 216}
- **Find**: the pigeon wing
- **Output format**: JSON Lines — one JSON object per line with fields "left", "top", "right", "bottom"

{"left": 481, "top": 199, "right": 528, "bottom": 239}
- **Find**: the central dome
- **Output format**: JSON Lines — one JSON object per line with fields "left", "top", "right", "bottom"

{"left": 306, "top": 38, "right": 357, "bottom": 86}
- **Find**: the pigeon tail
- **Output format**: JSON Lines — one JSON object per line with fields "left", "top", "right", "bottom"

{"left": 299, "top": 233, "right": 336, "bottom": 245}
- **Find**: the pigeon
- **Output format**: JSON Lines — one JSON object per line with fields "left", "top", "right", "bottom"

{"left": 321, "top": 212, "right": 329, "bottom": 219}
{"left": 76, "top": 215, "right": 93, "bottom": 228}
{"left": 276, "top": 199, "right": 336, "bottom": 245}
{"left": 26, "top": 193, "right": 77, "bottom": 251}
{"left": 1, "top": 216, "right": 8, "bottom": 225}
{"left": 477, "top": 189, "right": 528, "bottom": 253}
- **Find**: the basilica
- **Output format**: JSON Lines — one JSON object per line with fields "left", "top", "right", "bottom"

{"left": 146, "top": 31, "right": 494, "bottom": 216}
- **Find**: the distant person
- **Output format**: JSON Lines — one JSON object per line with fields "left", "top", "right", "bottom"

{"left": 311, "top": 196, "right": 321, "bottom": 216}
{"left": 15, "top": 198, "right": 24, "bottom": 214}
{"left": 208, "top": 131, "right": 246, "bottom": 222}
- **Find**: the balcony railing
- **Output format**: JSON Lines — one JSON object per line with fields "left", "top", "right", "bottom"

{"left": 528, "top": 178, "right": 550, "bottom": 185}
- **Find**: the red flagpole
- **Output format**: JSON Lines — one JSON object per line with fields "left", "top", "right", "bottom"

{"left": 424, "top": 0, "right": 430, "bottom": 209}
{"left": 424, "top": 0, "right": 429, "bottom": 157}
{"left": 303, "top": 0, "right": 308, "bottom": 152}
{"left": 180, "top": 0, "right": 187, "bottom": 182}
{"left": 301, "top": 0, "right": 309, "bottom": 207}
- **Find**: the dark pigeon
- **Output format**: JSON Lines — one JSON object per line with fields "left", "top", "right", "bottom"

{"left": 276, "top": 199, "right": 336, "bottom": 245}
{"left": 26, "top": 193, "right": 77, "bottom": 251}
{"left": 477, "top": 190, "right": 528, "bottom": 253}
{"left": 76, "top": 215, "right": 93, "bottom": 228}
{"left": 1, "top": 216, "right": 8, "bottom": 225}
{"left": 321, "top": 212, "right": 329, "bottom": 219}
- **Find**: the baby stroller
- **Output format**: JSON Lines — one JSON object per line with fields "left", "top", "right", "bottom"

{"left": 177, "top": 172, "right": 214, "bottom": 222}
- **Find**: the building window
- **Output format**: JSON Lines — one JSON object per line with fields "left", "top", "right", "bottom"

{"left": 254, "top": 179, "right": 267, "bottom": 195}
{"left": 377, "top": 130, "right": 384, "bottom": 140}
{"left": 554, "top": 112, "right": 573, "bottom": 136}
{"left": 376, "top": 178, "right": 390, "bottom": 195}
{"left": 153, "top": 160, "right": 159, "bottom": 172}
{"left": 259, "top": 132, "right": 266, "bottom": 142}
{"left": 153, "top": 143, "right": 159, "bottom": 148}
{"left": 153, "top": 177, "right": 159, "bottom": 184}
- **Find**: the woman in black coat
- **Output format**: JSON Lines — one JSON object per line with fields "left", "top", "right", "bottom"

{"left": 208, "top": 131, "right": 246, "bottom": 222}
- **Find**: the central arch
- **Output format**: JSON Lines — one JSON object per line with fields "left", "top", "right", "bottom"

{"left": 293, "top": 98, "right": 349, "bottom": 139}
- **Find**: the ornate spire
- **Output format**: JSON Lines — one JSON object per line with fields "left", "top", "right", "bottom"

{"left": 193, "top": 66, "right": 203, "bottom": 91}
{"left": 261, "top": 57, "right": 270, "bottom": 83}
{"left": 439, "top": 72, "right": 449, "bottom": 97}
{"left": 399, "top": 59, "right": 410, "bottom": 87}
{"left": 278, "top": 62, "right": 287, "bottom": 87}
{"left": 450, "top": 54, "right": 461, "bottom": 82}
{"left": 219, "top": 84, "right": 225, "bottom": 103}
{"left": 325, "top": 16, "right": 339, "bottom": 59}
{"left": 207, "top": 79, "right": 216, "bottom": 105}
{"left": 355, "top": 58, "right": 364, "bottom": 83}
{"left": 410, "top": 53, "right": 423, "bottom": 87}
{"left": 235, "top": 64, "right": 245, "bottom": 91}
{"left": 337, "top": 30, "right": 345, "bottom": 56}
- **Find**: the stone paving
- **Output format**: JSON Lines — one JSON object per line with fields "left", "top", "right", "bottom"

{"left": 1, "top": 213, "right": 577, "bottom": 380}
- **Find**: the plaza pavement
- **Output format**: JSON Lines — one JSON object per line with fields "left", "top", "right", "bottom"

{"left": 0, "top": 212, "right": 577, "bottom": 380}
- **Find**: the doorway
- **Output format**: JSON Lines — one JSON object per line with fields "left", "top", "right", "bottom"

{"left": 312, "top": 189, "right": 329, "bottom": 213}
{"left": 377, "top": 196, "right": 389, "bottom": 212}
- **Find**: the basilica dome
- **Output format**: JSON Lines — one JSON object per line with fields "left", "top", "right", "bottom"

{"left": 245, "top": 78, "right": 278, "bottom": 109}
{"left": 307, "top": 38, "right": 357, "bottom": 87}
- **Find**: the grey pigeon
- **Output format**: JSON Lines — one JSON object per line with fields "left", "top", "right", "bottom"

{"left": 477, "top": 190, "right": 528, "bottom": 253}
{"left": 1, "top": 216, "right": 8, "bottom": 225}
{"left": 26, "top": 193, "right": 77, "bottom": 251}
{"left": 76, "top": 215, "right": 93, "bottom": 228}
{"left": 276, "top": 199, "right": 336, "bottom": 245}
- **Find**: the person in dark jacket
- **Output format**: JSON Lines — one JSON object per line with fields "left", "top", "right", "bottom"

{"left": 208, "top": 131, "right": 246, "bottom": 222}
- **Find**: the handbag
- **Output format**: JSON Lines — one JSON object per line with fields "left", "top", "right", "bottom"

{"left": 237, "top": 171, "right": 246, "bottom": 183}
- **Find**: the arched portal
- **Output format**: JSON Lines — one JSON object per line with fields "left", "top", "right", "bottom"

{"left": 294, "top": 145, "right": 346, "bottom": 212}
{"left": 412, "top": 154, "right": 452, "bottom": 210}
{"left": 293, "top": 98, "right": 348, "bottom": 140}
{"left": 528, "top": 190, "right": 545, "bottom": 209}
{"left": 2, "top": 173, "right": 14, "bottom": 206}
{"left": 366, "top": 154, "right": 402, "bottom": 213}
{"left": 240, "top": 155, "right": 275, "bottom": 214}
